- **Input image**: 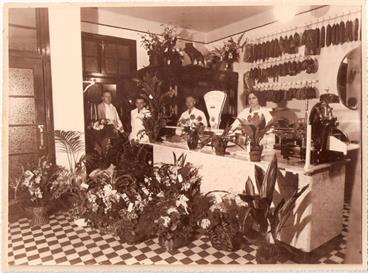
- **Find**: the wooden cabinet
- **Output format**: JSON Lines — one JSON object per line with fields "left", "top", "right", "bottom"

{"left": 137, "top": 64, "right": 238, "bottom": 128}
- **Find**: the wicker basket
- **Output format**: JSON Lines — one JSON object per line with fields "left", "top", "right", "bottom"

{"left": 26, "top": 206, "right": 49, "bottom": 227}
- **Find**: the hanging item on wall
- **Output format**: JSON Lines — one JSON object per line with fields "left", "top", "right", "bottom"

{"left": 246, "top": 12, "right": 361, "bottom": 63}
{"left": 249, "top": 57, "right": 318, "bottom": 83}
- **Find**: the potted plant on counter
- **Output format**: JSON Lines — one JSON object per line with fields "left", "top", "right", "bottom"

{"left": 199, "top": 124, "right": 241, "bottom": 156}
{"left": 178, "top": 114, "right": 205, "bottom": 150}
{"left": 238, "top": 155, "right": 308, "bottom": 263}
{"left": 238, "top": 113, "right": 273, "bottom": 161}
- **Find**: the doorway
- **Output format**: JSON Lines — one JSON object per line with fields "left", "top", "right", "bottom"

{"left": 7, "top": 8, "right": 54, "bottom": 214}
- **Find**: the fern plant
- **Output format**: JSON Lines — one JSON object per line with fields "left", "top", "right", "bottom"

{"left": 54, "top": 130, "right": 85, "bottom": 172}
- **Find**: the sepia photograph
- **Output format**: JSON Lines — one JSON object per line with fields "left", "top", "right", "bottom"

{"left": 2, "top": 0, "right": 366, "bottom": 270}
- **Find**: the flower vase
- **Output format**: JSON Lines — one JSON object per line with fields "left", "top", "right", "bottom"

{"left": 187, "top": 131, "right": 199, "bottom": 150}
{"left": 249, "top": 145, "right": 263, "bottom": 162}
{"left": 27, "top": 206, "right": 49, "bottom": 227}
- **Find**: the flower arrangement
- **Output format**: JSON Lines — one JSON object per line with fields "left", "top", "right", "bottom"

{"left": 12, "top": 157, "right": 65, "bottom": 207}
{"left": 133, "top": 73, "right": 176, "bottom": 142}
{"left": 149, "top": 153, "right": 201, "bottom": 200}
{"left": 155, "top": 197, "right": 194, "bottom": 251}
{"left": 237, "top": 112, "right": 273, "bottom": 161}
{"left": 207, "top": 35, "right": 246, "bottom": 70}
{"left": 198, "top": 191, "right": 249, "bottom": 251}
{"left": 9, "top": 157, "right": 66, "bottom": 226}
{"left": 141, "top": 25, "right": 183, "bottom": 66}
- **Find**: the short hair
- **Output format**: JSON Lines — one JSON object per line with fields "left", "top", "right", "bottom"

{"left": 102, "top": 90, "right": 112, "bottom": 96}
{"left": 135, "top": 97, "right": 146, "bottom": 103}
{"left": 185, "top": 95, "right": 197, "bottom": 101}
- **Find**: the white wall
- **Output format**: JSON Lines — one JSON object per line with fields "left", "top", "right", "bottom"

{"left": 49, "top": 7, "right": 85, "bottom": 167}
{"left": 206, "top": 5, "right": 362, "bottom": 141}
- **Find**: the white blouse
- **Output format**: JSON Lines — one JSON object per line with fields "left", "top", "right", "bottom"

{"left": 230, "top": 106, "right": 273, "bottom": 131}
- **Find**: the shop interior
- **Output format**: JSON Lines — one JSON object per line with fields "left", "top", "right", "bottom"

{"left": 6, "top": 4, "right": 363, "bottom": 266}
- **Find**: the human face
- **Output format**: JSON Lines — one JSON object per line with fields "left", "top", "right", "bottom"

{"left": 248, "top": 93, "right": 259, "bottom": 109}
{"left": 135, "top": 99, "right": 146, "bottom": 110}
{"left": 185, "top": 97, "right": 196, "bottom": 110}
{"left": 102, "top": 92, "right": 112, "bottom": 104}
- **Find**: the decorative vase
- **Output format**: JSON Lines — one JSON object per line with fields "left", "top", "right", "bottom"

{"left": 187, "top": 131, "right": 199, "bottom": 150}
{"left": 249, "top": 145, "right": 263, "bottom": 162}
{"left": 27, "top": 206, "right": 49, "bottom": 227}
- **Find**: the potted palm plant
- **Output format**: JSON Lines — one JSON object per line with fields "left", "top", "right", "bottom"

{"left": 238, "top": 113, "right": 273, "bottom": 161}
{"left": 238, "top": 155, "right": 308, "bottom": 263}
{"left": 133, "top": 73, "right": 176, "bottom": 142}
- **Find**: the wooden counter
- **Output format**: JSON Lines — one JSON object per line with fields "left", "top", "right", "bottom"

{"left": 150, "top": 141, "right": 347, "bottom": 252}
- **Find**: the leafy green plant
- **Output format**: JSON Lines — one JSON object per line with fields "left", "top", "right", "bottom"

{"left": 133, "top": 73, "right": 175, "bottom": 142}
{"left": 237, "top": 113, "right": 273, "bottom": 151}
{"left": 54, "top": 130, "right": 85, "bottom": 172}
{"left": 238, "top": 155, "right": 308, "bottom": 263}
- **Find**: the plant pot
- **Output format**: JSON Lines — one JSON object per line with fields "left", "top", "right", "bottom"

{"left": 214, "top": 138, "right": 228, "bottom": 156}
{"left": 26, "top": 206, "right": 49, "bottom": 227}
{"left": 149, "top": 53, "right": 163, "bottom": 66}
{"left": 187, "top": 132, "right": 199, "bottom": 150}
{"left": 249, "top": 145, "right": 263, "bottom": 162}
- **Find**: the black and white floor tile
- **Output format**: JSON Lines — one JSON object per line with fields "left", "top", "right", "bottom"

{"left": 7, "top": 204, "right": 349, "bottom": 265}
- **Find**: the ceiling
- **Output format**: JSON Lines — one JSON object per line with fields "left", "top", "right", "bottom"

{"left": 101, "top": 6, "right": 273, "bottom": 32}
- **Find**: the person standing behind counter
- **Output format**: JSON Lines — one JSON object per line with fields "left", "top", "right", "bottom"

{"left": 178, "top": 96, "right": 209, "bottom": 126}
{"left": 97, "top": 90, "right": 124, "bottom": 131}
{"left": 129, "top": 97, "right": 150, "bottom": 142}
{"left": 230, "top": 91, "right": 273, "bottom": 131}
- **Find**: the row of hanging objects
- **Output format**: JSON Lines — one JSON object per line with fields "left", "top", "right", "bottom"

{"left": 254, "top": 80, "right": 319, "bottom": 102}
{"left": 244, "top": 34, "right": 300, "bottom": 62}
{"left": 249, "top": 57, "right": 318, "bottom": 83}
{"left": 245, "top": 10, "right": 361, "bottom": 63}
{"left": 303, "top": 18, "right": 360, "bottom": 55}
{"left": 255, "top": 86, "right": 319, "bottom": 102}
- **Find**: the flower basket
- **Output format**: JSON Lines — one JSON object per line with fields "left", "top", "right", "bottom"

{"left": 26, "top": 206, "right": 49, "bottom": 227}
{"left": 158, "top": 225, "right": 193, "bottom": 251}
{"left": 118, "top": 218, "right": 142, "bottom": 245}
{"left": 208, "top": 222, "right": 241, "bottom": 251}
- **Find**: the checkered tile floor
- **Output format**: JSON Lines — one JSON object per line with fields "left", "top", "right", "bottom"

{"left": 7, "top": 204, "right": 349, "bottom": 265}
